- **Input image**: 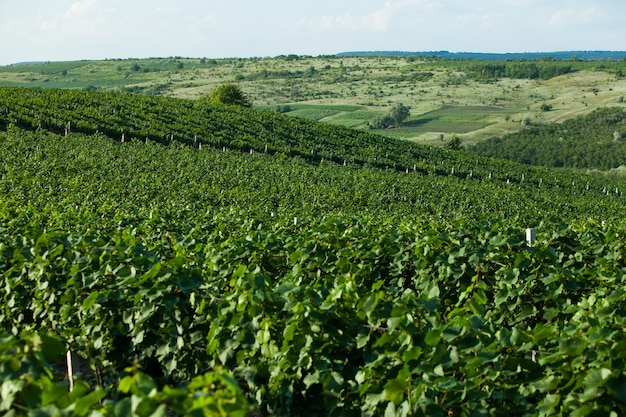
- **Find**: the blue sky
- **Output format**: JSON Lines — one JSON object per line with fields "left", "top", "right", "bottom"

{"left": 2, "top": 0, "right": 625, "bottom": 65}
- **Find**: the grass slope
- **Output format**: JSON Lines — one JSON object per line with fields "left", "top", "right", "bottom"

{"left": 2, "top": 56, "right": 626, "bottom": 147}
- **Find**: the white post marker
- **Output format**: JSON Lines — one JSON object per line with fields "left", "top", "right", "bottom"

{"left": 526, "top": 228, "right": 537, "bottom": 246}
{"left": 66, "top": 350, "right": 80, "bottom": 392}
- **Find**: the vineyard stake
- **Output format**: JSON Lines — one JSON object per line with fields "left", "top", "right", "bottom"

{"left": 526, "top": 228, "right": 536, "bottom": 246}
{"left": 66, "top": 350, "right": 80, "bottom": 392}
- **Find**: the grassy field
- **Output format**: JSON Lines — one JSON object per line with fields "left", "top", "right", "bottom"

{"left": 2, "top": 56, "right": 626, "bottom": 146}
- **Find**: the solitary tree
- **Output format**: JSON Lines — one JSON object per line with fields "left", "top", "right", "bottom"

{"left": 207, "top": 83, "right": 252, "bottom": 107}
{"left": 368, "top": 103, "right": 411, "bottom": 129}
{"left": 389, "top": 103, "right": 410, "bottom": 127}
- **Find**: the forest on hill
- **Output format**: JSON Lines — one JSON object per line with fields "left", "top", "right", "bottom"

{"left": 470, "top": 107, "right": 626, "bottom": 170}
{"left": 2, "top": 87, "right": 626, "bottom": 416}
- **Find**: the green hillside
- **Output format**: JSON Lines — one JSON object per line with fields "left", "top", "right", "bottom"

{"left": 3, "top": 56, "right": 626, "bottom": 147}
{"left": 469, "top": 107, "right": 626, "bottom": 170}
{"left": 2, "top": 87, "right": 626, "bottom": 416}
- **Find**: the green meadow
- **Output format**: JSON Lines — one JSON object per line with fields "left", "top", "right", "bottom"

{"left": 2, "top": 55, "right": 626, "bottom": 146}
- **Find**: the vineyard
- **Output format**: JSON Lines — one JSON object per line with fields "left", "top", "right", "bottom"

{"left": 2, "top": 86, "right": 626, "bottom": 416}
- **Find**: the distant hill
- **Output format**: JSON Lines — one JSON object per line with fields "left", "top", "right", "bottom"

{"left": 337, "top": 50, "right": 626, "bottom": 61}
{"left": 9, "top": 61, "right": 46, "bottom": 66}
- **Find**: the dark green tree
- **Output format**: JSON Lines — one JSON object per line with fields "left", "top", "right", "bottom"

{"left": 389, "top": 103, "right": 410, "bottom": 127}
{"left": 207, "top": 83, "right": 252, "bottom": 107}
{"left": 369, "top": 103, "right": 411, "bottom": 129}
{"left": 540, "top": 103, "right": 552, "bottom": 112}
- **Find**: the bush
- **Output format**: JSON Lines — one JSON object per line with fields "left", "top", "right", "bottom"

{"left": 275, "top": 104, "right": 292, "bottom": 113}
{"left": 444, "top": 136, "right": 463, "bottom": 150}
{"left": 540, "top": 103, "right": 552, "bottom": 112}
{"left": 369, "top": 115, "right": 395, "bottom": 129}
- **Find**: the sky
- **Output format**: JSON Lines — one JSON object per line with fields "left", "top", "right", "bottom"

{"left": 2, "top": 0, "right": 626, "bottom": 65}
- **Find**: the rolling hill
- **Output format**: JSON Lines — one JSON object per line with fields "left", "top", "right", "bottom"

{"left": 2, "top": 55, "right": 626, "bottom": 148}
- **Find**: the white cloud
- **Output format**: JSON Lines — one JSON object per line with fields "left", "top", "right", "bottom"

{"left": 306, "top": 0, "right": 441, "bottom": 33}
{"left": 64, "top": 0, "right": 97, "bottom": 21}
{"left": 362, "top": 4, "right": 394, "bottom": 32}
{"left": 547, "top": 6, "right": 606, "bottom": 28}
{"left": 317, "top": 14, "right": 356, "bottom": 31}
{"left": 33, "top": 0, "right": 111, "bottom": 38}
